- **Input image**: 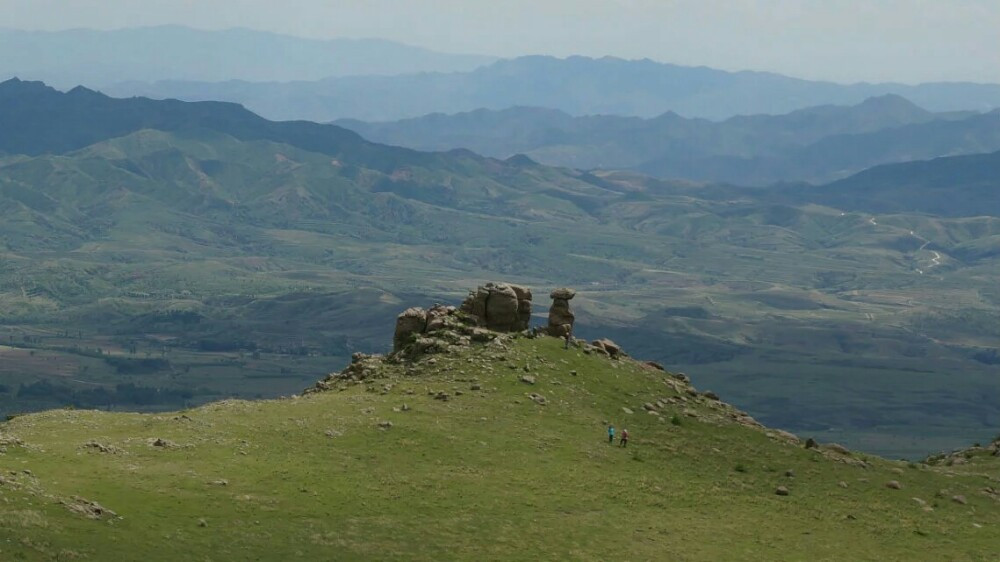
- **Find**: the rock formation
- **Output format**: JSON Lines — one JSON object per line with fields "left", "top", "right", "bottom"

{"left": 547, "top": 288, "right": 576, "bottom": 337}
{"left": 394, "top": 307, "right": 429, "bottom": 351}
{"left": 459, "top": 282, "right": 532, "bottom": 332}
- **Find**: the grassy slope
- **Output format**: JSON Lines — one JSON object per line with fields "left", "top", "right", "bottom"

{"left": 1, "top": 336, "right": 998, "bottom": 561}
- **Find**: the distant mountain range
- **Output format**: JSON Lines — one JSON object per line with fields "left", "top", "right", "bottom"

{"left": 340, "top": 95, "right": 1000, "bottom": 184}
{"left": 104, "top": 55, "right": 1000, "bottom": 122}
{"left": 0, "top": 26, "right": 495, "bottom": 87}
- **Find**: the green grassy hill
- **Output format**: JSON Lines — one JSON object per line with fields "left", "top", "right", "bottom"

{"left": 1, "top": 331, "right": 998, "bottom": 560}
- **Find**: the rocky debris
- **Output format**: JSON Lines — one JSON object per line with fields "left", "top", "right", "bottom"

{"left": 804, "top": 438, "right": 818, "bottom": 449}
{"left": 198, "top": 518, "right": 209, "bottom": 527}
{"left": 62, "top": 496, "right": 117, "bottom": 520}
{"left": 0, "top": 433, "right": 24, "bottom": 453}
{"left": 528, "top": 393, "right": 547, "bottom": 406}
{"left": 460, "top": 282, "right": 532, "bottom": 333}
{"left": 307, "top": 352, "right": 387, "bottom": 393}
{"left": 433, "top": 392, "right": 450, "bottom": 401}
{"left": 209, "top": 479, "right": 229, "bottom": 486}
{"left": 377, "top": 421, "right": 394, "bottom": 430}
{"left": 767, "top": 430, "right": 800, "bottom": 445}
{"left": 645, "top": 361, "right": 665, "bottom": 371}
{"left": 784, "top": 469, "right": 795, "bottom": 478}
{"left": 702, "top": 391, "right": 720, "bottom": 401}
{"left": 886, "top": 480, "right": 903, "bottom": 490}
{"left": 520, "top": 375, "right": 536, "bottom": 385}
{"left": 82, "top": 441, "right": 121, "bottom": 454}
{"left": 643, "top": 402, "right": 657, "bottom": 411}
{"left": 775, "top": 486, "right": 790, "bottom": 496}
{"left": 952, "top": 495, "right": 968, "bottom": 505}
{"left": 672, "top": 373, "right": 690, "bottom": 384}
{"left": 733, "top": 413, "right": 763, "bottom": 428}
{"left": 622, "top": 407, "right": 634, "bottom": 415}
{"left": 825, "top": 443, "right": 851, "bottom": 455}
{"left": 148, "top": 438, "right": 176, "bottom": 448}
{"left": 838, "top": 481, "right": 849, "bottom": 489}
{"left": 546, "top": 288, "right": 576, "bottom": 337}
{"left": 924, "top": 435, "right": 1000, "bottom": 466}
{"left": 591, "top": 339, "right": 623, "bottom": 358}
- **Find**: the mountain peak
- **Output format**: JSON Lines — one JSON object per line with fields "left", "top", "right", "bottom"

{"left": 858, "top": 93, "right": 927, "bottom": 112}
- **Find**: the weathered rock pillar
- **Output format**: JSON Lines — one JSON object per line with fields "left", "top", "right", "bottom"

{"left": 547, "top": 288, "right": 576, "bottom": 338}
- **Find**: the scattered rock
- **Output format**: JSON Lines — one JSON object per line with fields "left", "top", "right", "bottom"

{"left": 470, "top": 383, "right": 482, "bottom": 391}
{"left": 148, "top": 438, "right": 175, "bottom": 448}
{"left": 83, "top": 441, "right": 121, "bottom": 454}
{"left": 377, "top": 421, "right": 394, "bottom": 430}
{"left": 643, "top": 402, "right": 656, "bottom": 411}
{"left": 520, "top": 375, "right": 536, "bottom": 385}
{"left": 775, "top": 486, "right": 790, "bottom": 496}
{"left": 198, "top": 518, "right": 208, "bottom": 528}
{"left": 838, "top": 481, "right": 849, "bottom": 489}
{"left": 826, "top": 443, "right": 851, "bottom": 455}
{"left": 62, "top": 496, "right": 117, "bottom": 520}
{"left": 952, "top": 495, "right": 968, "bottom": 505}
{"left": 645, "top": 361, "right": 665, "bottom": 371}
{"left": 622, "top": 407, "right": 634, "bottom": 415}
{"left": 784, "top": 469, "right": 795, "bottom": 478}
{"left": 209, "top": 479, "right": 229, "bottom": 487}
{"left": 886, "top": 481, "right": 902, "bottom": 490}
{"left": 804, "top": 438, "right": 818, "bottom": 449}
{"left": 591, "top": 339, "right": 622, "bottom": 358}
{"left": 528, "top": 393, "right": 547, "bottom": 406}
{"left": 702, "top": 391, "right": 720, "bottom": 401}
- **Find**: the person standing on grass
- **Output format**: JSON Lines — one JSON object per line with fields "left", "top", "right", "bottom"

{"left": 620, "top": 428, "right": 629, "bottom": 447}
{"left": 607, "top": 424, "right": 615, "bottom": 444}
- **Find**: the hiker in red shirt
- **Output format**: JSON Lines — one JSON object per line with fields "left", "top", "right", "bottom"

{"left": 620, "top": 428, "right": 629, "bottom": 447}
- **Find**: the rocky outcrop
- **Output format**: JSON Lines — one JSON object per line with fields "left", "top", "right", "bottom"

{"left": 394, "top": 307, "right": 429, "bottom": 351}
{"left": 547, "top": 288, "right": 576, "bottom": 337}
{"left": 459, "top": 282, "right": 532, "bottom": 332}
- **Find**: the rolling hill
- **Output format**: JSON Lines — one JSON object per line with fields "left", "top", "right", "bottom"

{"left": 1, "top": 81, "right": 998, "bottom": 459}
{"left": 105, "top": 55, "right": 1000, "bottom": 122}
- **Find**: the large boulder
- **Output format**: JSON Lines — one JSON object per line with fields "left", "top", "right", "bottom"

{"left": 393, "top": 307, "right": 428, "bottom": 352}
{"left": 460, "top": 282, "right": 532, "bottom": 332}
{"left": 547, "top": 288, "right": 576, "bottom": 337}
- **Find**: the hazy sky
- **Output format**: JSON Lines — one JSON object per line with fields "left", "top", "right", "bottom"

{"left": 4, "top": 0, "right": 999, "bottom": 83}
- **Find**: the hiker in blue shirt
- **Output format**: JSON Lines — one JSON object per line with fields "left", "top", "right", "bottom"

{"left": 607, "top": 425, "right": 615, "bottom": 444}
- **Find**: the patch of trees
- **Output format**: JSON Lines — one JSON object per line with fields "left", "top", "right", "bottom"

{"left": 103, "top": 356, "right": 171, "bottom": 374}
